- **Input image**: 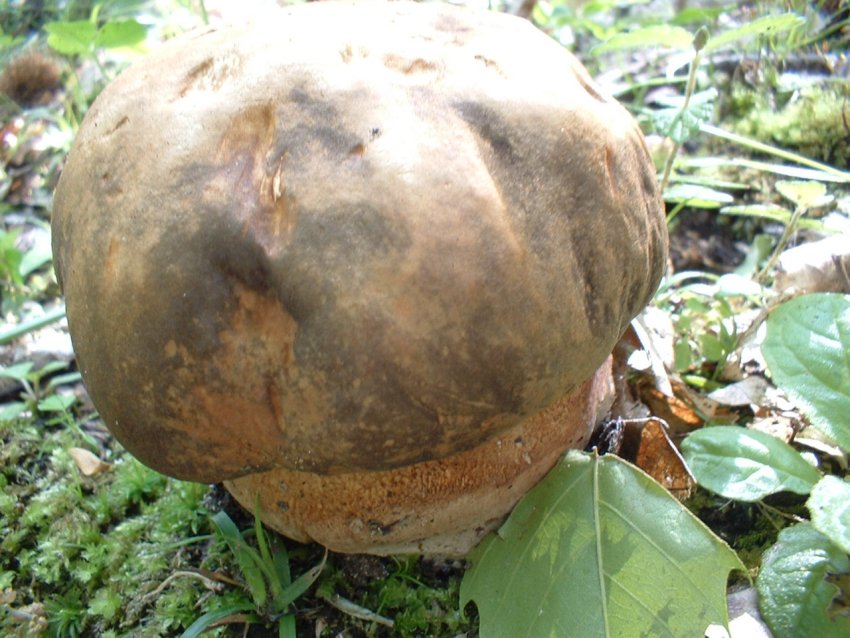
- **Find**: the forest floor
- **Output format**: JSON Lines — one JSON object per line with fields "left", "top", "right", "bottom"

{"left": 2, "top": 1, "right": 849, "bottom": 637}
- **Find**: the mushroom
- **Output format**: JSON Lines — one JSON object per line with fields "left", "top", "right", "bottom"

{"left": 51, "top": 0, "right": 667, "bottom": 555}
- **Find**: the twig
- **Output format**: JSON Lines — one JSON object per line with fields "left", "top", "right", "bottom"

{"left": 141, "top": 569, "right": 224, "bottom": 605}
{"left": 756, "top": 204, "right": 807, "bottom": 284}
{"left": 660, "top": 27, "right": 709, "bottom": 196}
{"left": 318, "top": 591, "right": 395, "bottom": 628}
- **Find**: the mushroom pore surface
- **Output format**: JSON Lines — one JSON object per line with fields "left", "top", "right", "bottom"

{"left": 52, "top": 2, "right": 666, "bottom": 493}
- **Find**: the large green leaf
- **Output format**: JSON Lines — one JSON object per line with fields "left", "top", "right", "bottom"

{"left": 757, "top": 523, "right": 850, "bottom": 638}
{"left": 44, "top": 20, "right": 97, "bottom": 56}
{"left": 762, "top": 293, "right": 850, "bottom": 451}
{"left": 681, "top": 426, "right": 821, "bottom": 501}
{"left": 460, "top": 451, "right": 742, "bottom": 638}
{"left": 807, "top": 476, "right": 850, "bottom": 554}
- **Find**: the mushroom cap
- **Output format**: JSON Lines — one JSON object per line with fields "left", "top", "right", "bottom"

{"left": 52, "top": 0, "right": 666, "bottom": 484}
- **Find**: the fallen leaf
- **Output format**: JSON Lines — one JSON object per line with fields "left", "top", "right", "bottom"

{"left": 631, "top": 308, "right": 675, "bottom": 396}
{"left": 774, "top": 234, "right": 850, "bottom": 295}
{"left": 748, "top": 415, "right": 797, "bottom": 443}
{"left": 708, "top": 376, "right": 769, "bottom": 407}
{"left": 634, "top": 418, "right": 695, "bottom": 500}
{"left": 639, "top": 382, "right": 704, "bottom": 432}
{"left": 68, "top": 447, "right": 111, "bottom": 476}
{"left": 639, "top": 377, "right": 736, "bottom": 433}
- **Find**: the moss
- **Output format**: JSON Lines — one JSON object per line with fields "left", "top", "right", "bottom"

{"left": 732, "top": 83, "right": 850, "bottom": 165}
{"left": 0, "top": 406, "right": 219, "bottom": 636}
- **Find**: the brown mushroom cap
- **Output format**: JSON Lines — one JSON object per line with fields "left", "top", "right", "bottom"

{"left": 52, "top": 0, "right": 665, "bottom": 508}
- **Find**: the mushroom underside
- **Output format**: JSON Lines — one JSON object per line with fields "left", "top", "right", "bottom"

{"left": 225, "top": 357, "right": 614, "bottom": 556}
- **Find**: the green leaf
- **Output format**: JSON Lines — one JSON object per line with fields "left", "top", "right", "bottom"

{"left": 44, "top": 20, "right": 97, "bottom": 56}
{"left": 460, "top": 451, "right": 742, "bottom": 638}
{"left": 18, "top": 242, "right": 53, "bottom": 278}
{"left": 757, "top": 523, "right": 850, "bottom": 638}
{"left": 0, "top": 362, "right": 34, "bottom": 383}
{"left": 775, "top": 180, "right": 832, "bottom": 210}
{"left": 762, "top": 293, "right": 850, "bottom": 451}
{"left": 94, "top": 20, "right": 147, "bottom": 49}
{"left": 0, "top": 402, "right": 28, "bottom": 422}
{"left": 37, "top": 394, "right": 77, "bottom": 412}
{"left": 593, "top": 24, "right": 694, "bottom": 54}
{"left": 703, "top": 13, "right": 806, "bottom": 53}
{"left": 807, "top": 476, "right": 850, "bottom": 554}
{"left": 653, "top": 88, "right": 717, "bottom": 145}
{"left": 274, "top": 541, "right": 292, "bottom": 588}
{"left": 252, "top": 498, "right": 288, "bottom": 609}
{"left": 0, "top": 28, "right": 24, "bottom": 51}
{"left": 681, "top": 426, "right": 821, "bottom": 501}
{"left": 0, "top": 228, "right": 24, "bottom": 286}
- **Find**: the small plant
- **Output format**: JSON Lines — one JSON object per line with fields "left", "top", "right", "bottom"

{"left": 183, "top": 506, "right": 326, "bottom": 638}
{"left": 655, "top": 272, "right": 747, "bottom": 387}
{"left": 0, "top": 360, "right": 75, "bottom": 422}
{"left": 681, "top": 292, "right": 850, "bottom": 638}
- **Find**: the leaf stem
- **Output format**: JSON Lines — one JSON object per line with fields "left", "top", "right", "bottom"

{"left": 660, "top": 30, "right": 706, "bottom": 196}
{"left": 756, "top": 204, "right": 807, "bottom": 283}
{"left": 699, "top": 124, "right": 850, "bottom": 183}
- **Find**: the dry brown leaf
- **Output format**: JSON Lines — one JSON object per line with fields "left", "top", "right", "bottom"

{"left": 748, "top": 415, "right": 798, "bottom": 443}
{"left": 708, "top": 376, "right": 769, "bottom": 407}
{"left": 634, "top": 418, "right": 695, "bottom": 501}
{"left": 774, "top": 234, "right": 850, "bottom": 295}
{"left": 639, "top": 384, "right": 703, "bottom": 432}
{"left": 68, "top": 447, "right": 111, "bottom": 476}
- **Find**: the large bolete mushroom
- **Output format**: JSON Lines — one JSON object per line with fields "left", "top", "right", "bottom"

{"left": 52, "top": 1, "right": 667, "bottom": 555}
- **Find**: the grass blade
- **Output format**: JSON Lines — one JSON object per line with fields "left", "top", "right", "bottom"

{"left": 180, "top": 602, "right": 256, "bottom": 638}
{"left": 278, "top": 613, "right": 296, "bottom": 638}
{"left": 212, "top": 511, "right": 268, "bottom": 608}
{"left": 277, "top": 550, "right": 327, "bottom": 609}
{"left": 0, "top": 305, "right": 66, "bottom": 345}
